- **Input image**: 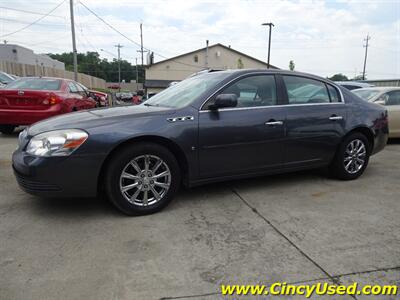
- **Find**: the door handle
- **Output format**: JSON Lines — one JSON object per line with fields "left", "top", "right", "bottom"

{"left": 329, "top": 115, "right": 343, "bottom": 121}
{"left": 265, "top": 120, "right": 283, "bottom": 126}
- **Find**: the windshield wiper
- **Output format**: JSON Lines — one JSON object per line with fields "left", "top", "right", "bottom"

{"left": 144, "top": 103, "right": 173, "bottom": 108}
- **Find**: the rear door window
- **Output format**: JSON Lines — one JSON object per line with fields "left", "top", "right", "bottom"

{"left": 327, "top": 84, "right": 341, "bottom": 102}
{"left": 283, "top": 76, "right": 330, "bottom": 104}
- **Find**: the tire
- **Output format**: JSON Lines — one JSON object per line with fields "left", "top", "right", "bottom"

{"left": 0, "top": 125, "right": 16, "bottom": 135}
{"left": 330, "top": 132, "right": 370, "bottom": 180}
{"left": 105, "top": 142, "right": 181, "bottom": 215}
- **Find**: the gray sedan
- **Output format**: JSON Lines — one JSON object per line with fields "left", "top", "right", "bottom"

{"left": 12, "top": 69, "right": 388, "bottom": 215}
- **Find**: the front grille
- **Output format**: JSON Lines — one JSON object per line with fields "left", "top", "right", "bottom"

{"left": 14, "top": 171, "right": 61, "bottom": 192}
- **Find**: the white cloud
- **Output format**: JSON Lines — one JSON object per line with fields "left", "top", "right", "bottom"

{"left": 0, "top": 0, "right": 399, "bottom": 79}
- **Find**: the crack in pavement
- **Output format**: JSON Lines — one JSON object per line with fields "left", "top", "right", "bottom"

{"left": 161, "top": 188, "right": 400, "bottom": 300}
{"left": 231, "top": 188, "right": 339, "bottom": 282}
{"left": 230, "top": 188, "right": 358, "bottom": 300}
{"left": 332, "top": 266, "right": 400, "bottom": 278}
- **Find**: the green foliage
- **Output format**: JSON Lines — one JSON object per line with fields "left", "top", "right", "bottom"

{"left": 237, "top": 58, "right": 244, "bottom": 69}
{"left": 328, "top": 73, "right": 349, "bottom": 81}
{"left": 352, "top": 75, "right": 365, "bottom": 81}
{"left": 289, "top": 60, "right": 295, "bottom": 71}
{"left": 48, "top": 51, "right": 145, "bottom": 83}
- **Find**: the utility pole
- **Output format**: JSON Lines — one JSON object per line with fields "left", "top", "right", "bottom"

{"left": 115, "top": 44, "right": 123, "bottom": 91}
{"left": 135, "top": 58, "right": 139, "bottom": 92}
{"left": 205, "top": 40, "right": 209, "bottom": 69}
{"left": 262, "top": 22, "right": 274, "bottom": 68}
{"left": 69, "top": 0, "right": 78, "bottom": 81}
{"left": 362, "top": 34, "right": 371, "bottom": 80}
{"left": 136, "top": 23, "right": 148, "bottom": 66}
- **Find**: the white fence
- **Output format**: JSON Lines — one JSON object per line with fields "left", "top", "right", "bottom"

{"left": 0, "top": 60, "right": 106, "bottom": 89}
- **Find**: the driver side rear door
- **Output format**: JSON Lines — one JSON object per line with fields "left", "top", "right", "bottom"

{"left": 281, "top": 75, "right": 347, "bottom": 167}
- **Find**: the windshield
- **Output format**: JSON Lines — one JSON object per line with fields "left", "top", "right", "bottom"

{"left": 144, "top": 72, "right": 231, "bottom": 108}
{"left": 0, "top": 72, "right": 14, "bottom": 84}
{"left": 6, "top": 78, "right": 62, "bottom": 90}
{"left": 353, "top": 89, "right": 380, "bottom": 101}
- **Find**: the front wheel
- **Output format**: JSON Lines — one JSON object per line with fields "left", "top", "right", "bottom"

{"left": 0, "top": 125, "right": 16, "bottom": 135}
{"left": 330, "top": 132, "right": 370, "bottom": 180}
{"left": 105, "top": 143, "right": 181, "bottom": 215}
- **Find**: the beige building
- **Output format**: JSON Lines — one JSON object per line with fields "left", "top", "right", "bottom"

{"left": 145, "top": 43, "right": 278, "bottom": 93}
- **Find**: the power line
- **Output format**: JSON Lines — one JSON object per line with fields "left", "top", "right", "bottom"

{"left": 0, "top": 16, "right": 67, "bottom": 28}
{"left": 0, "top": 0, "right": 66, "bottom": 38}
{"left": 0, "top": 6, "right": 65, "bottom": 19}
{"left": 77, "top": 0, "right": 202, "bottom": 69}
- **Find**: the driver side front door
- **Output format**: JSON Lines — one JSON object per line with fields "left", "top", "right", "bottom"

{"left": 198, "top": 74, "right": 286, "bottom": 178}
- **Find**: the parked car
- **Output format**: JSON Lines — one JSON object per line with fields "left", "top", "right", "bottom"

{"left": 116, "top": 92, "right": 133, "bottom": 102}
{"left": 335, "top": 81, "right": 373, "bottom": 90}
{"left": 0, "top": 71, "right": 16, "bottom": 88}
{"left": 141, "top": 92, "right": 157, "bottom": 102}
{"left": 89, "top": 90, "right": 109, "bottom": 107}
{"left": 132, "top": 93, "right": 141, "bottom": 105}
{"left": 0, "top": 77, "right": 97, "bottom": 134}
{"left": 13, "top": 70, "right": 388, "bottom": 215}
{"left": 353, "top": 87, "right": 400, "bottom": 138}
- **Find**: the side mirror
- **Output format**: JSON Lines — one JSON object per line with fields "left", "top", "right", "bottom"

{"left": 209, "top": 94, "right": 238, "bottom": 110}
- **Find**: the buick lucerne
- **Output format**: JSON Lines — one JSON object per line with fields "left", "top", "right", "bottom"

{"left": 12, "top": 70, "right": 388, "bottom": 215}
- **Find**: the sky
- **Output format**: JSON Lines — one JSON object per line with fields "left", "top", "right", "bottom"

{"left": 0, "top": 0, "right": 399, "bottom": 80}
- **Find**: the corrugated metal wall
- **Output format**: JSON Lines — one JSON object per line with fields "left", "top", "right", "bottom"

{"left": 364, "top": 79, "right": 400, "bottom": 87}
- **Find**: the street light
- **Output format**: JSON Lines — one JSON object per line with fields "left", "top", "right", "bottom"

{"left": 262, "top": 22, "right": 274, "bottom": 68}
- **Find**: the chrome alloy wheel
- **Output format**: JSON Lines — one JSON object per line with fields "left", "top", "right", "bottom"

{"left": 119, "top": 155, "right": 171, "bottom": 206}
{"left": 343, "top": 139, "right": 367, "bottom": 174}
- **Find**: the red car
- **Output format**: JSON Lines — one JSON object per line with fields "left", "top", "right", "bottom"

{"left": 0, "top": 77, "right": 97, "bottom": 134}
{"left": 89, "top": 90, "right": 109, "bottom": 107}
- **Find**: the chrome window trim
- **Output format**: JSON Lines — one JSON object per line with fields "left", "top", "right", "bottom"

{"left": 199, "top": 72, "right": 345, "bottom": 111}
{"left": 199, "top": 102, "right": 345, "bottom": 113}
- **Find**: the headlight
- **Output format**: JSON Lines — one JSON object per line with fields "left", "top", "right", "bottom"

{"left": 26, "top": 129, "right": 88, "bottom": 157}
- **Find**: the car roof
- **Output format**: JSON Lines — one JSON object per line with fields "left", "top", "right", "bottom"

{"left": 207, "top": 69, "right": 338, "bottom": 85}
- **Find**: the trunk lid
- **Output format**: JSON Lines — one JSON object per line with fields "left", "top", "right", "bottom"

{"left": 0, "top": 89, "right": 59, "bottom": 110}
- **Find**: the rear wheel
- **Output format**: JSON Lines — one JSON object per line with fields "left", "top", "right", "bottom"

{"left": 0, "top": 125, "right": 16, "bottom": 135}
{"left": 105, "top": 142, "right": 181, "bottom": 215}
{"left": 330, "top": 132, "right": 370, "bottom": 180}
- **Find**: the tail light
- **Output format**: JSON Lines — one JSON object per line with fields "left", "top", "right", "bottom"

{"left": 43, "top": 93, "right": 62, "bottom": 105}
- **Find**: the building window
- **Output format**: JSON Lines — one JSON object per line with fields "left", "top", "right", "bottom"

{"left": 194, "top": 55, "right": 198, "bottom": 63}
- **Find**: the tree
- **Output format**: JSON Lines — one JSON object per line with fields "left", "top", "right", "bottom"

{"left": 47, "top": 51, "right": 145, "bottom": 83}
{"left": 289, "top": 60, "right": 295, "bottom": 71}
{"left": 237, "top": 58, "right": 244, "bottom": 69}
{"left": 328, "top": 73, "right": 349, "bottom": 81}
{"left": 352, "top": 75, "right": 365, "bottom": 81}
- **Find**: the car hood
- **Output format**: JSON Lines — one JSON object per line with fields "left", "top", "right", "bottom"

{"left": 28, "top": 105, "right": 175, "bottom": 136}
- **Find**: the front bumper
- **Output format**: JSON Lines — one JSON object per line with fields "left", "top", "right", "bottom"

{"left": 12, "top": 149, "right": 105, "bottom": 197}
